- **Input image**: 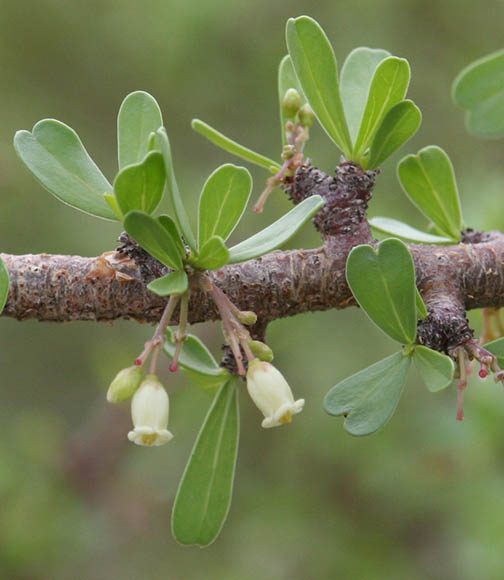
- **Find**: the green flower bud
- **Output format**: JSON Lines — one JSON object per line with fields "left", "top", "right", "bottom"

{"left": 106, "top": 366, "right": 144, "bottom": 403}
{"left": 282, "top": 88, "right": 302, "bottom": 118}
{"left": 238, "top": 311, "right": 257, "bottom": 326}
{"left": 281, "top": 144, "right": 296, "bottom": 161}
{"left": 248, "top": 339, "right": 274, "bottom": 362}
{"left": 298, "top": 104, "right": 315, "bottom": 127}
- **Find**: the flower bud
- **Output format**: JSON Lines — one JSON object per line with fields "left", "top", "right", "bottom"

{"left": 247, "top": 340, "right": 274, "bottom": 362}
{"left": 127, "top": 375, "right": 173, "bottom": 446}
{"left": 106, "top": 366, "right": 144, "bottom": 403}
{"left": 282, "top": 88, "right": 302, "bottom": 118}
{"left": 246, "top": 359, "right": 304, "bottom": 428}
{"left": 237, "top": 311, "right": 257, "bottom": 326}
{"left": 298, "top": 104, "right": 315, "bottom": 127}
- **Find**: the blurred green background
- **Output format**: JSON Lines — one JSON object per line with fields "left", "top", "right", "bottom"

{"left": 1, "top": 1, "right": 504, "bottom": 578}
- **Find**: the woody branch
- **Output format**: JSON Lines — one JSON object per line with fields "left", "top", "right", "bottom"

{"left": 2, "top": 162, "right": 504, "bottom": 354}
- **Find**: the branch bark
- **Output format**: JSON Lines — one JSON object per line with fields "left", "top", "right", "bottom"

{"left": 3, "top": 162, "right": 504, "bottom": 353}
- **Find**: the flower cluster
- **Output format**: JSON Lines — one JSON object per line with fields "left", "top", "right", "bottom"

{"left": 107, "top": 356, "right": 304, "bottom": 447}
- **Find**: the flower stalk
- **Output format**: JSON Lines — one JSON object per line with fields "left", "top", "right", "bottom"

{"left": 202, "top": 276, "right": 259, "bottom": 376}
{"left": 253, "top": 110, "right": 312, "bottom": 213}
{"left": 135, "top": 294, "right": 181, "bottom": 369}
{"left": 169, "top": 290, "right": 190, "bottom": 373}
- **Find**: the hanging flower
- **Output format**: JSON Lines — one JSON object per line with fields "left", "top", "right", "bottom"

{"left": 127, "top": 375, "right": 173, "bottom": 446}
{"left": 246, "top": 359, "right": 304, "bottom": 428}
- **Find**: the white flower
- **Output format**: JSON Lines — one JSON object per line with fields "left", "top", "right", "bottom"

{"left": 246, "top": 359, "right": 304, "bottom": 428}
{"left": 127, "top": 375, "right": 173, "bottom": 446}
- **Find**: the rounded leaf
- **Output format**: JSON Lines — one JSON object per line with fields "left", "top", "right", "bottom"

{"left": 172, "top": 380, "right": 239, "bottom": 547}
{"left": 14, "top": 120, "right": 116, "bottom": 220}
{"left": 397, "top": 146, "right": 463, "bottom": 240}
{"left": 114, "top": 150, "right": 165, "bottom": 215}
{"left": 413, "top": 345, "right": 455, "bottom": 392}
{"left": 324, "top": 352, "right": 410, "bottom": 436}
{"left": 198, "top": 164, "right": 252, "bottom": 248}
{"left": 346, "top": 239, "right": 417, "bottom": 344}
{"left": 286, "top": 16, "right": 352, "bottom": 156}
{"left": 117, "top": 91, "right": 163, "bottom": 169}
{"left": 340, "top": 47, "right": 391, "bottom": 143}
{"left": 453, "top": 49, "right": 504, "bottom": 138}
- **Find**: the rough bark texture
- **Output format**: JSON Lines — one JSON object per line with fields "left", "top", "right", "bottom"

{"left": 3, "top": 162, "right": 504, "bottom": 353}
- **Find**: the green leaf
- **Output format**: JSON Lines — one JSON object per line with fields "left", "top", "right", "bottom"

{"left": 156, "top": 127, "right": 197, "bottom": 252}
{"left": 0, "top": 256, "right": 9, "bottom": 314}
{"left": 117, "top": 91, "right": 163, "bottom": 169}
{"left": 413, "top": 345, "right": 455, "bottom": 392}
{"left": 278, "top": 55, "right": 306, "bottom": 146}
{"left": 452, "top": 49, "right": 504, "bottom": 137}
{"left": 367, "top": 100, "right": 422, "bottom": 169}
{"left": 182, "top": 370, "right": 228, "bottom": 396}
{"left": 172, "top": 379, "right": 239, "bottom": 547}
{"left": 192, "top": 236, "right": 230, "bottom": 270}
{"left": 346, "top": 239, "right": 417, "bottom": 344}
{"left": 353, "top": 57, "right": 410, "bottom": 158}
{"left": 14, "top": 120, "right": 116, "bottom": 220}
{"left": 158, "top": 215, "right": 187, "bottom": 259}
{"left": 191, "top": 120, "right": 280, "bottom": 173}
{"left": 124, "top": 210, "right": 184, "bottom": 270}
{"left": 164, "top": 329, "right": 228, "bottom": 393}
{"left": 114, "top": 151, "right": 165, "bottom": 215}
{"left": 398, "top": 146, "right": 463, "bottom": 240}
{"left": 147, "top": 270, "right": 188, "bottom": 296}
{"left": 198, "top": 164, "right": 252, "bottom": 248}
{"left": 369, "top": 217, "right": 455, "bottom": 245}
{"left": 415, "top": 289, "right": 428, "bottom": 320}
{"left": 104, "top": 193, "right": 124, "bottom": 220}
{"left": 164, "top": 330, "right": 225, "bottom": 376}
{"left": 166, "top": 335, "right": 230, "bottom": 396}
{"left": 227, "top": 195, "right": 325, "bottom": 264}
{"left": 324, "top": 351, "right": 410, "bottom": 436}
{"left": 483, "top": 337, "right": 504, "bottom": 367}
{"left": 286, "top": 16, "right": 352, "bottom": 156}
{"left": 340, "top": 47, "right": 390, "bottom": 143}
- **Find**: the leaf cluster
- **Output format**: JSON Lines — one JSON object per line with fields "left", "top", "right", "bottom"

{"left": 286, "top": 16, "right": 421, "bottom": 169}
{"left": 324, "top": 239, "right": 455, "bottom": 436}
{"left": 14, "top": 92, "right": 324, "bottom": 297}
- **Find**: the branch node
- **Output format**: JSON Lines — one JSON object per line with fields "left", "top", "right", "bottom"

{"left": 285, "top": 161, "right": 378, "bottom": 239}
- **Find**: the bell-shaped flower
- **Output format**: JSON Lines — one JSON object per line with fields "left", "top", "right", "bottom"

{"left": 127, "top": 375, "right": 173, "bottom": 446}
{"left": 246, "top": 359, "right": 304, "bottom": 428}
